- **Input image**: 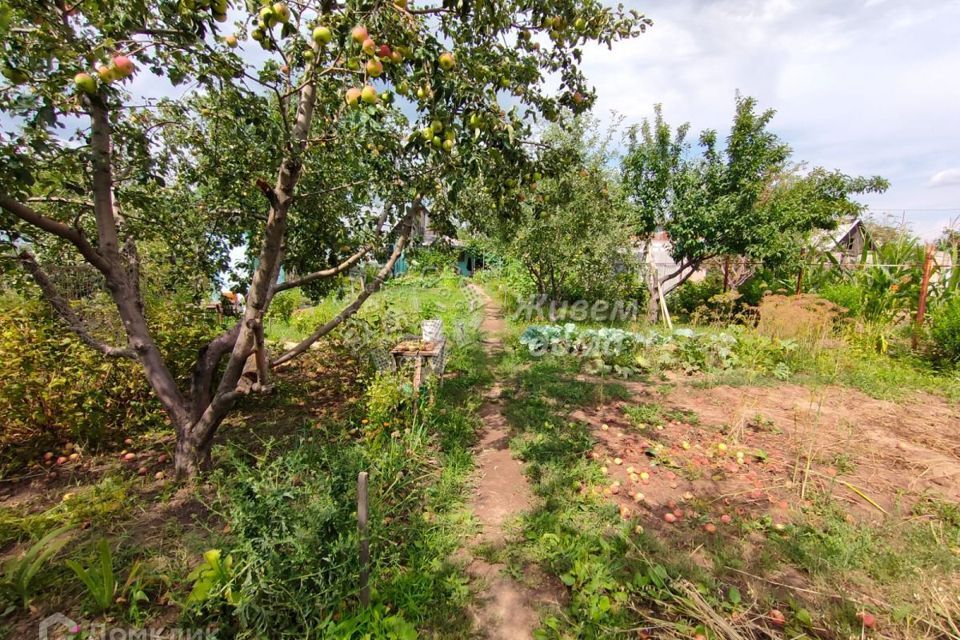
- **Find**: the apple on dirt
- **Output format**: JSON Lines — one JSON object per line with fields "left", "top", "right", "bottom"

{"left": 768, "top": 610, "right": 786, "bottom": 626}
{"left": 857, "top": 612, "right": 876, "bottom": 629}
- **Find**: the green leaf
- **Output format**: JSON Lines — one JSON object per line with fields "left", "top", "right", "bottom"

{"left": 728, "top": 586, "right": 741, "bottom": 605}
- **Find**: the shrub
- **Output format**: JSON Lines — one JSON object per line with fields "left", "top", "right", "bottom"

{"left": 756, "top": 294, "right": 841, "bottom": 345}
{"left": 265, "top": 289, "right": 304, "bottom": 324}
{"left": 407, "top": 246, "right": 458, "bottom": 276}
{"left": 667, "top": 277, "right": 723, "bottom": 321}
{"left": 364, "top": 371, "right": 411, "bottom": 427}
{"left": 930, "top": 296, "right": 960, "bottom": 365}
{"left": 818, "top": 281, "right": 861, "bottom": 317}
{"left": 0, "top": 293, "right": 215, "bottom": 471}
{"left": 517, "top": 324, "right": 740, "bottom": 377}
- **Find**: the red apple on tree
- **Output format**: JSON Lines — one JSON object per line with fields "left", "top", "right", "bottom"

{"left": 351, "top": 25, "right": 368, "bottom": 44}
{"left": 377, "top": 44, "right": 392, "bottom": 58}
{"left": 113, "top": 55, "right": 134, "bottom": 77}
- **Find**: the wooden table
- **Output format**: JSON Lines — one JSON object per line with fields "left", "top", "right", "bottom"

{"left": 390, "top": 339, "right": 444, "bottom": 400}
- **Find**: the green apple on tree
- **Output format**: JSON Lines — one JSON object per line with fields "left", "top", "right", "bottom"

{"left": 365, "top": 58, "right": 383, "bottom": 77}
{"left": 360, "top": 85, "right": 378, "bottom": 105}
{"left": 312, "top": 26, "right": 332, "bottom": 44}
{"left": 73, "top": 72, "right": 97, "bottom": 94}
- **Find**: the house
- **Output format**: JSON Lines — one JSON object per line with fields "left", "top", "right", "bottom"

{"left": 636, "top": 231, "right": 707, "bottom": 294}
{"left": 392, "top": 207, "right": 487, "bottom": 277}
{"left": 810, "top": 217, "right": 873, "bottom": 265}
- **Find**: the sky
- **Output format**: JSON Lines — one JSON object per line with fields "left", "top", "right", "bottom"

{"left": 579, "top": 0, "right": 960, "bottom": 239}
{"left": 38, "top": 0, "right": 959, "bottom": 243}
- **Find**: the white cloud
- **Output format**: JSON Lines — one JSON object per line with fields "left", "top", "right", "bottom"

{"left": 580, "top": 0, "right": 960, "bottom": 239}
{"left": 927, "top": 169, "right": 960, "bottom": 188}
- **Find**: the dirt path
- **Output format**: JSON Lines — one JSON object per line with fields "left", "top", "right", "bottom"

{"left": 463, "top": 285, "right": 558, "bottom": 639}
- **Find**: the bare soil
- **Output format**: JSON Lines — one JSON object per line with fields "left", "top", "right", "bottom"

{"left": 571, "top": 378, "right": 960, "bottom": 628}
{"left": 464, "top": 285, "right": 564, "bottom": 639}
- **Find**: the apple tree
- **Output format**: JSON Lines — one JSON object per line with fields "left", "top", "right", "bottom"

{"left": 622, "top": 95, "right": 888, "bottom": 317}
{"left": 454, "top": 115, "right": 639, "bottom": 304}
{"left": 0, "top": 0, "right": 649, "bottom": 477}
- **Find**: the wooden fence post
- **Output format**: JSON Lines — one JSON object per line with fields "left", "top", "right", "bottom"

{"left": 913, "top": 244, "right": 936, "bottom": 349}
{"left": 795, "top": 250, "right": 805, "bottom": 297}
{"left": 357, "top": 471, "right": 370, "bottom": 607}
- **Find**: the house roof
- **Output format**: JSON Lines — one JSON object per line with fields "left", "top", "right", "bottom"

{"left": 811, "top": 217, "right": 867, "bottom": 253}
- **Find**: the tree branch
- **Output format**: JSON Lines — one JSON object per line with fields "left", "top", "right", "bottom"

{"left": 0, "top": 195, "right": 110, "bottom": 272}
{"left": 271, "top": 210, "right": 415, "bottom": 368}
{"left": 17, "top": 251, "right": 135, "bottom": 359}
{"left": 271, "top": 207, "right": 393, "bottom": 294}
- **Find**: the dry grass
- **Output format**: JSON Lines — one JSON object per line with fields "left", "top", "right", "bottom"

{"left": 756, "top": 294, "right": 842, "bottom": 347}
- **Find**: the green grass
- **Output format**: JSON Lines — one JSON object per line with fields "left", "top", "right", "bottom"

{"left": 623, "top": 402, "right": 664, "bottom": 428}
{"left": 493, "top": 293, "right": 960, "bottom": 639}
{"left": 0, "top": 275, "right": 488, "bottom": 639}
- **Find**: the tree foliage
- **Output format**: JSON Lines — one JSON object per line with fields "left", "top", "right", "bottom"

{"left": 459, "top": 116, "right": 639, "bottom": 303}
{"left": 0, "top": 0, "right": 648, "bottom": 475}
{"left": 623, "top": 95, "right": 889, "bottom": 295}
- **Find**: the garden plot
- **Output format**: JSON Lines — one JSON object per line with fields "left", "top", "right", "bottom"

{"left": 573, "top": 380, "right": 960, "bottom": 630}
{"left": 578, "top": 383, "right": 960, "bottom": 523}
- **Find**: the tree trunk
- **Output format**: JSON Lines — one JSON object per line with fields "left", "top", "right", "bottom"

{"left": 646, "top": 288, "right": 660, "bottom": 323}
{"left": 174, "top": 426, "right": 213, "bottom": 478}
